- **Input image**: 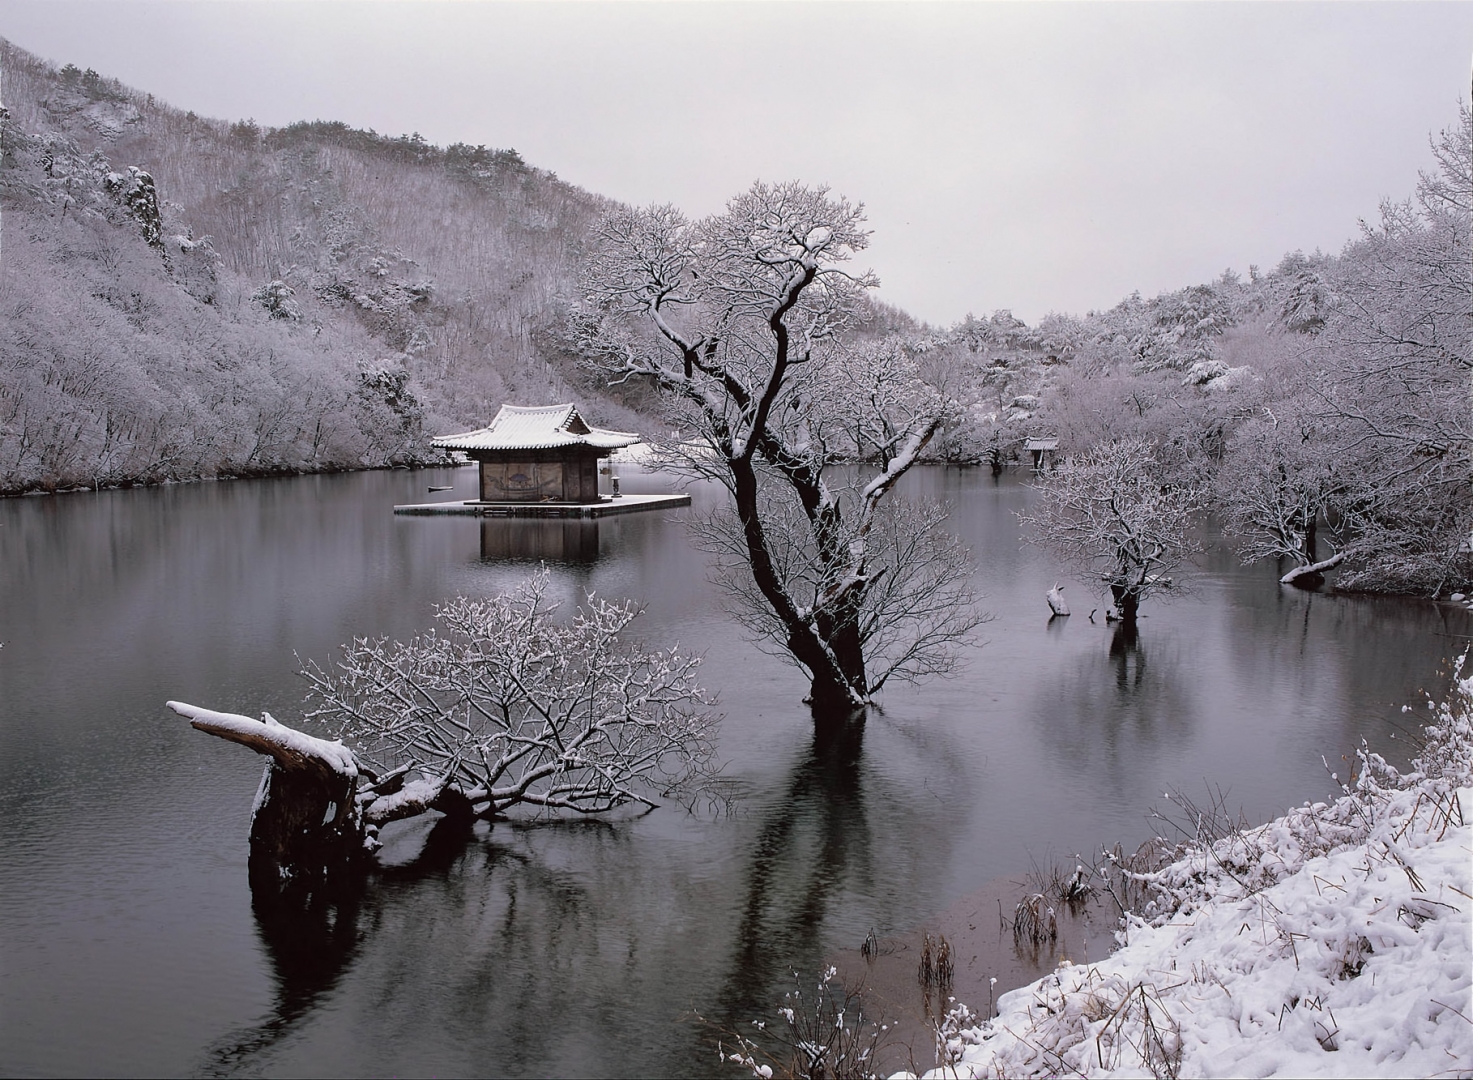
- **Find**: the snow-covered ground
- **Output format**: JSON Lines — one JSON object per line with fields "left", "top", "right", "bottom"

{"left": 925, "top": 660, "right": 1473, "bottom": 1079}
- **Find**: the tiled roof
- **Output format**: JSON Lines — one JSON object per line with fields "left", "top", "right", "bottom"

{"left": 433, "top": 404, "right": 640, "bottom": 452}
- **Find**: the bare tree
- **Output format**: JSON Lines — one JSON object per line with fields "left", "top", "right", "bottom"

{"left": 575, "top": 183, "right": 979, "bottom": 718}
{"left": 172, "top": 572, "right": 718, "bottom": 884}
{"left": 302, "top": 571, "right": 717, "bottom": 819}
{"left": 1020, "top": 438, "right": 1203, "bottom": 627}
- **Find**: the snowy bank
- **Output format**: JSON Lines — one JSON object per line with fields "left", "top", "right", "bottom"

{"left": 924, "top": 661, "right": 1473, "bottom": 1079}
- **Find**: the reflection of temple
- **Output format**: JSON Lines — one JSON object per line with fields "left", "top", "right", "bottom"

{"left": 434, "top": 404, "right": 639, "bottom": 505}
{"left": 479, "top": 519, "right": 600, "bottom": 564}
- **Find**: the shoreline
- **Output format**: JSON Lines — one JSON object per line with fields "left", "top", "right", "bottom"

{"left": 0, "top": 458, "right": 464, "bottom": 500}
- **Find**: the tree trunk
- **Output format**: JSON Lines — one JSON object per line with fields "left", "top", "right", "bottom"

{"left": 1110, "top": 585, "right": 1140, "bottom": 628}
{"left": 814, "top": 599, "right": 867, "bottom": 712}
{"left": 808, "top": 672, "right": 864, "bottom": 725}
{"left": 168, "top": 702, "right": 367, "bottom": 889}
{"left": 248, "top": 760, "right": 364, "bottom": 890}
{"left": 732, "top": 460, "right": 865, "bottom": 719}
{"left": 989, "top": 444, "right": 1005, "bottom": 476}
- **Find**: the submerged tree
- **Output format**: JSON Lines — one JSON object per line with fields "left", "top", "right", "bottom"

{"left": 575, "top": 182, "right": 979, "bottom": 718}
{"left": 1019, "top": 438, "right": 1203, "bottom": 627}
{"left": 171, "top": 572, "right": 717, "bottom": 885}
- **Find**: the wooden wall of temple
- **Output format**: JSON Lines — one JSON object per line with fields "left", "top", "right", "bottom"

{"left": 476, "top": 450, "right": 601, "bottom": 503}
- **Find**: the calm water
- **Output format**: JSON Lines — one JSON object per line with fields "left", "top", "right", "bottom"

{"left": 1, "top": 466, "right": 1468, "bottom": 1078}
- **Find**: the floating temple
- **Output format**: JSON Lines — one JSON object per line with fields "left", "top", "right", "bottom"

{"left": 395, "top": 403, "right": 690, "bottom": 518}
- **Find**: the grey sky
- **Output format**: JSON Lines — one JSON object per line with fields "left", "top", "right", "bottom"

{"left": 2, "top": 2, "right": 1469, "bottom": 325}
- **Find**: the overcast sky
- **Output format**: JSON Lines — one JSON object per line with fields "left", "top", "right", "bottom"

{"left": 2, "top": 2, "right": 1469, "bottom": 325}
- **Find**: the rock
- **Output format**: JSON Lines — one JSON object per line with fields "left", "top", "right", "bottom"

{"left": 103, "top": 166, "right": 164, "bottom": 249}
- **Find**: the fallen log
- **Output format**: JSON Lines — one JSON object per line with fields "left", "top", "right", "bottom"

{"left": 1280, "top": 552, "right": 1345, "bottom": 588}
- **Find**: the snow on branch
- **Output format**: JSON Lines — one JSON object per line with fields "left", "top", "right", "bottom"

{"left": 1279, "top": 552, "right": 1345, "bottom": 585}
{"left": 302, "top": 570, "right": 718, "bottom": 818}
{"left": 576, "top": 181, "right": 976, "bottom": 714}
{"left": 167, "top": 700, "right": 359, "bottom": 779}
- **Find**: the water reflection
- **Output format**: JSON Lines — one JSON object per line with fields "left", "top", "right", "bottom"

{"left": 716, "top": 717, "right": 872, "bottom": 1025}
{"left": 1031, "top": 623, "right": 1195, "bottom": 783}
{"left": 4, "top": 468, "right": 1470, "bottom": 1077}
{"left": 199, "top": 814, "right": 478, "bottom": 1076}
{"left": 1109, "top": 621, "right": 1144, "bottom": 689}
{"left": 1219, "top": 581, "right": 1473, "bottom": 767}
{"left": 478, "top": 519, "right": 601, "bottom": 564}
{"left": 200, "top": 880, "right": 366, "bottom": 1075}
{"left": 200, "top": 720, "right": 891, "bottom": 1076}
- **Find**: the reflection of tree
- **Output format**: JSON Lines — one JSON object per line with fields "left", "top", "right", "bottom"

{"left": 1221, "top": 583, "right": 1473, "bottom": 768}
{"left": 197, "top": 885, "right": 360, "bottom": 1076}
{"left": 191, "top": 704, "right": 972, "bottom": 1076}
{"left": 197, "top": 814, "right": 475, "bottom": 1076}
{"left": 1108, "top": 621, "right": 1145, "bottom": 692}
{"left": 1031, "top": 626, "right": 1195, "bottom": 782}
{"left": 201, "top": 810, "right": 729, "bottom": 1077}
{"left": 711, "top": 715, "right": 874, "bottom": 1028}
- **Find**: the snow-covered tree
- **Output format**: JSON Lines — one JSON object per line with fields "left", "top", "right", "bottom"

{"left": 173, "top": 572, "right": 718, "bottom": 884}
{"left": 1311, "top": 104, "right": 1472, "bottom": 593}
{"left": 1020, "top": 438, "right": 1203, "bottom": 627}
{"left": 1219, "top": 400, "right": 1349, "bottom": 583}
{"left": 302, "top": 571, "right": 717, "bottom": 818}
{"left": 575, "top": 183, "right": 980, "bottom": 719}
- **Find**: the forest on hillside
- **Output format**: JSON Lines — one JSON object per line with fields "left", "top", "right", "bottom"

{"left": 0, "top": 37, "right": 624, "bottom": 494}
{"left": 921, "top": 105, "right": 1469, "bottom": 596}
{"left": 0, "top": 39, "right": 1467, "bottom": 595}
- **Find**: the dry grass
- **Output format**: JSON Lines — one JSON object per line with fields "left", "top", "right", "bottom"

{"left": 917, "top": 932, "right": 954, "bottom": 991}
{"left": 1011, "top": 894, "right": 1058, "bottom": 950}
{"left": 710, "top": 967, "right": 894, "bottom": 1080}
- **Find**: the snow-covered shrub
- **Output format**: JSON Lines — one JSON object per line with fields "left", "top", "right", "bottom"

{"left": 251, "top": 279, "right": 300, "bottom": 321}
{"left": 1398, "top": 650, "right": 1473, "bottom": 788}
{"left": 1181, "top": 358, "right": 1229, "bottom": 386}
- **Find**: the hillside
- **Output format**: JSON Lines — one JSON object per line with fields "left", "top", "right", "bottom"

{"left": 913, "top": 102, "right": 1469, "bottom": 597}
{"left": 0, "top": 38, "right": 629, "bottom": 494}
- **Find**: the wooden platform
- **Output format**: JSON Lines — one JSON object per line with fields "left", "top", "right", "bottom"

{"left": 394, "top": 493, "right": 691, "bottom": 518}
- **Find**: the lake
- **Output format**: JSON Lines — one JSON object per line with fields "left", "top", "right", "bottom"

{"left": 1, "top": 465, "right": 1468, "bottom": 1077}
